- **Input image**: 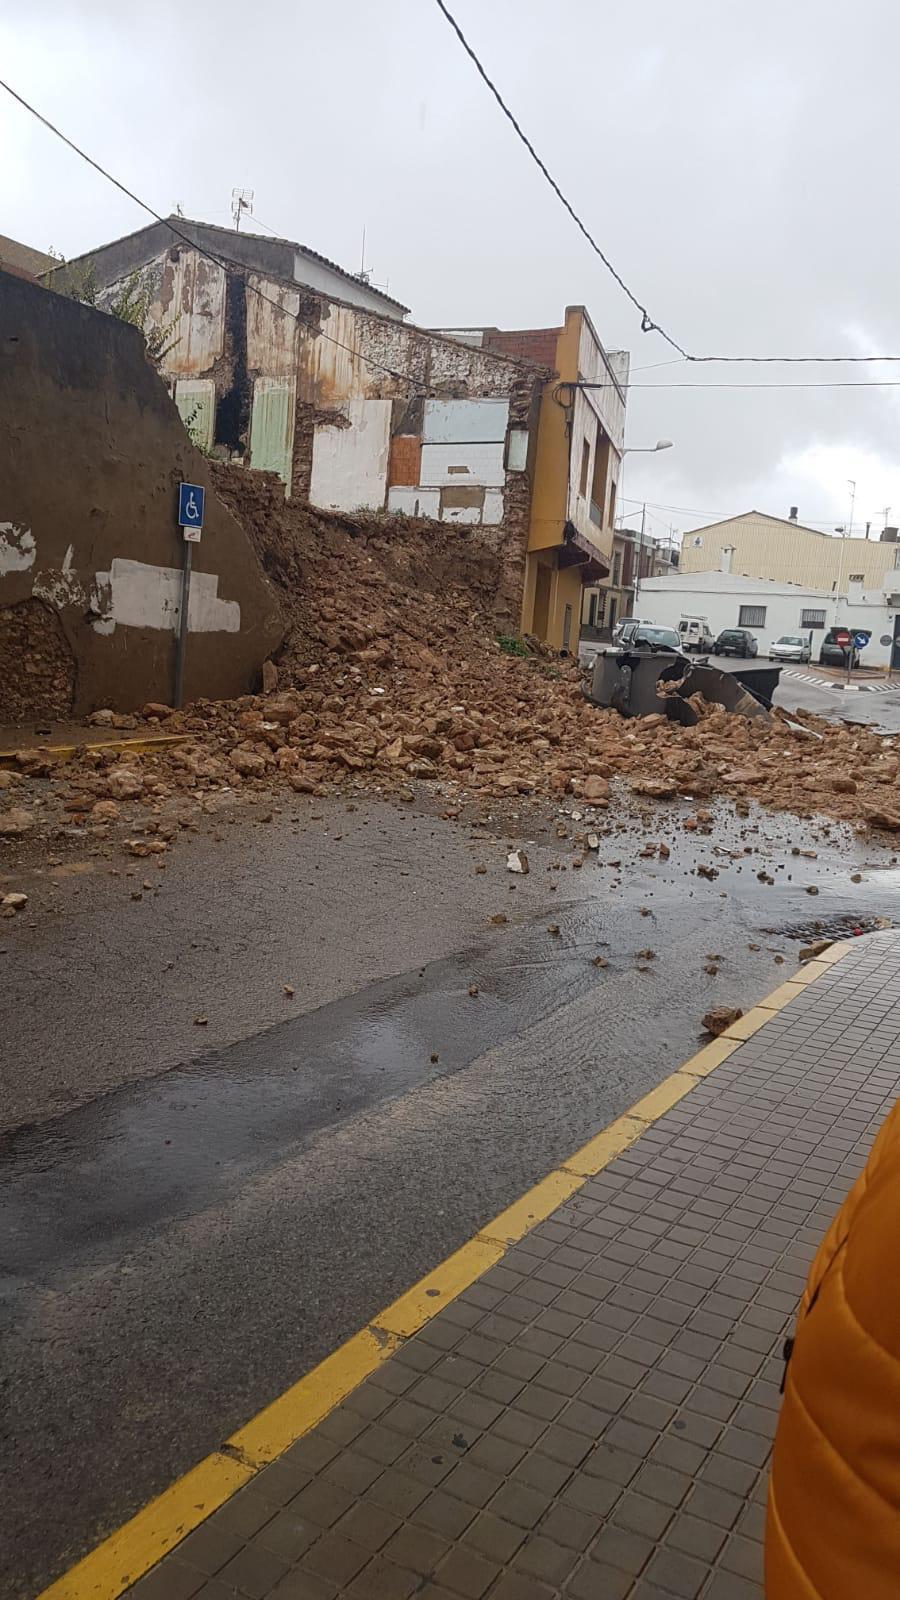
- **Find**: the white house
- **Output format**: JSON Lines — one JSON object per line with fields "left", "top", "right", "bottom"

{"left": 640, "top": 570, "right": 899, "bottom": 667}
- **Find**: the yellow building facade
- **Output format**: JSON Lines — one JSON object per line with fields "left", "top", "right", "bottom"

{"left": 486, "top": 307, "right": 629, "bottom": 652}
{"left": 679, "top": 511, "right": 900, "bottom": 591}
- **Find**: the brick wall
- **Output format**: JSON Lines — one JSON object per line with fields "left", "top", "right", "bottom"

{"left": 483, "top": 327, "right": 561, "bottom": 369}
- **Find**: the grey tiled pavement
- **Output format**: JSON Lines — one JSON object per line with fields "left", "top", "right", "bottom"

{"left": 127, "top": 934, "right": 900, "bottom": 1600}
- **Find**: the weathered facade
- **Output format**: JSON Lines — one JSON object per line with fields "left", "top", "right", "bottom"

{"left": 483, "top": 309, "right": 629, "bottom": 652}
{"left": 49, "top": 221, "right": 546, "bottom": 623}
{"left": 0, "top": 270, "right": 282, "bottom": 717}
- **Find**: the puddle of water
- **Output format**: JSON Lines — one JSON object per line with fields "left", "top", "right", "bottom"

{"left": 0, "top": 911, "right": 603, "bottom": 1281}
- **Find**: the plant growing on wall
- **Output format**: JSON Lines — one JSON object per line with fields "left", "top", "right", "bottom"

{"left": 45, "top": 255, "right": 179, "bottom": 368}
{"left": 180, "top": 400, "right": 214, "bottom": 457}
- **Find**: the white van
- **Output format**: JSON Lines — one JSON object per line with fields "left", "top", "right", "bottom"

{"left": 678, "top": 617, "right": 715, "bottom": 653}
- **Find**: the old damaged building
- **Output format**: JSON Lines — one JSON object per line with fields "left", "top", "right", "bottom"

{"left": 48, "top": 219, "right": 545, "bottom": 621}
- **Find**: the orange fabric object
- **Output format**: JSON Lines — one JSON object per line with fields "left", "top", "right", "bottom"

{"left": 766, "top": 1099, "right": 900, "bottom": 1598}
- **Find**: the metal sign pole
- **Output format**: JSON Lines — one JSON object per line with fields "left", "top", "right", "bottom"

{"left": 174, "top": 481, "right": 205, "bottom": 709}
{"left": 174, "top": 541, "right": 192, "bottom": 709}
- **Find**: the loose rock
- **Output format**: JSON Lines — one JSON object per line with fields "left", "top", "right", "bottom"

{"left": 702, "top": 1005, "right": 743, "bottom": 1036}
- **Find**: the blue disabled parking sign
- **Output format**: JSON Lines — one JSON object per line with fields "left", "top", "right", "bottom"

{"left": 178, "top": 482, "right": 205, "bottom": 536}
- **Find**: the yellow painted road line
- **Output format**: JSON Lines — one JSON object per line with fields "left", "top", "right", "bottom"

{"left": 37, "top": 1454, "right": 254, "bottom": 1600}
{"left": 375, "top": 1239, "right": 504, "bottom": 1338}
{"left": 0, "top": 735, "right": 186, "bottom": 766}
{"left": 34, "top": 945, "right": 851, "bottom": 1600}
{"left": 479, "top": 1170, "right": 585, "bottom": 1246}
{"left": 229, "top": 1328, "right": 402, "bottom": 1468}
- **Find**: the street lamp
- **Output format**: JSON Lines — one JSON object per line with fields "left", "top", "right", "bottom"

{"left": 622, "top": 439, "right": 673, "bottom": 456}
{"left": 619, "top": 441, "right": 674, "bottom": 605}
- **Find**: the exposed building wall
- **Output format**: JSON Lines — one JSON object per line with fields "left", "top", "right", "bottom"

{"left": 679, "top": 511, "right": 900, "bottom": 590}
{"left": 0, "top": 271, "right": 282, "bottom": 717}
{"left": 311, "top": 397, "right": 393, "bottom": 511}
{"left": 86, "top": 250, "right": 539, "bottom": 575}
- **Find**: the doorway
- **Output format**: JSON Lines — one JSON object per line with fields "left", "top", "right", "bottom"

{"left": 609, "top": 597, "right": 618, "bottom": 633}
{"left": 533, "top": 565, "right": 552, "bottom": 640}
{"left": 562, "top": 603, "right": 573, "bottom": 653}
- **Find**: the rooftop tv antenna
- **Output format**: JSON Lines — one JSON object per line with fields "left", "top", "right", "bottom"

{"left": 231, "top": 188, "right": 254, "bottom": 231}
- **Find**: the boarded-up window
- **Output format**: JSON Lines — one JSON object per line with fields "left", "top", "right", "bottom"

{"left": 249, "top": 377, "right": 296, "bottom": 492}
{"left": 175, "top": 379, "right": 215, "bottom": 452}
{"left": 388, "top": 435, "right": 421, "bottom": 487}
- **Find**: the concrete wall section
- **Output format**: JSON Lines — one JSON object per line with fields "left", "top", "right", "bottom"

{"left": 0, "top": 271, "right": 282, "bottom": 716}
{"left": 309, "top": 398, "right": 392, "bottom": 512}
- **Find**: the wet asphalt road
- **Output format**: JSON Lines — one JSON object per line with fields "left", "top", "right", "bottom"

{"left": 4, "top": 793, "right": 900, "bottom": 1597}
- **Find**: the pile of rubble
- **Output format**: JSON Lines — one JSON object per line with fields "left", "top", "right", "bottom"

{"left": 4, "top": 471, "right": 900, "bottom": 860}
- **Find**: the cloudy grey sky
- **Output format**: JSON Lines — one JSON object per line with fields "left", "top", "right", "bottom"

{"left": 4, "top": 0, "right": 900, "bottom": 547}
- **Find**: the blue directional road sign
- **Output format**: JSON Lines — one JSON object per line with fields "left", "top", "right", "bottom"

{"left": 853, "top": 631, "right": 870, "bottom": 650}
{"left": 178, "top": 482, "right": 205, "bottom": 531}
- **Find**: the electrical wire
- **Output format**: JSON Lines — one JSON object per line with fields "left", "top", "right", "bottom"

{"left": 432, "top": 0, "right": 687, "bottom": 359}
{"left": 433, "top": 0, "right": 900, "bottom": 366}
{"left": 618, "top": 495, "right": 883, "bottom": 532}
{"left": 0, "top": 76, "right": 433, "bottom": 394}
{"left": 625, "top": 379, "right": 900, "bottom": 390}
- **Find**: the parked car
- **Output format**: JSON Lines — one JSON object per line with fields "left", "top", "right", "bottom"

{"left": 715, "top": 628, "right": 759, "bottom": 658}
{"left": 678, "top": 618, "right": 716, "bottom": 653}
{"left": 819, "top": 628, "right": 860, "bottom": 668}
{"left": 631, "top": 625, "right": 682, "bottom": 652}
{"left": 770, "top": 634, "right": 812, "bottom": 663}
{"left": 612, "top": 616, "right": 654, "bottom": 645}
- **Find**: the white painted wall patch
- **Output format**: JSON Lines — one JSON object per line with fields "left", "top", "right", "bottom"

{"left": 100, "top": 558, "right": 240, "bottom": 634}
{"left": 0, "top": 523, "right": 37, "bottom": 575}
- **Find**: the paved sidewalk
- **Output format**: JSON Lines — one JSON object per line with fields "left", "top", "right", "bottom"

{"left": 118, "top": 935, "right": 900, "bottom": 1600}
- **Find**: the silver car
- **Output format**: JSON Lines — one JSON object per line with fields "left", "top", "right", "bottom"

{"left": 612, "top": 617, "right": 654, "bottom": 645}
{"left": 770, "top": 634, "right": 812, "bottom": 663}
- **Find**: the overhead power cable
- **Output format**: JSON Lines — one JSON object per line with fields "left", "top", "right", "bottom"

{"left": 618, "top": 495, "right": 888, "bottom": 531}
{"left": 431, "top": 0, "right": 687, "bottom": 359}
{"left": 0, "top": 76, "right": 433, "bottom": 394}
{"left": 594, "top": 379, "right": 900, "bottom": 390}
{"left": 433, "top": 0, "right": 900, "bottom": 366}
